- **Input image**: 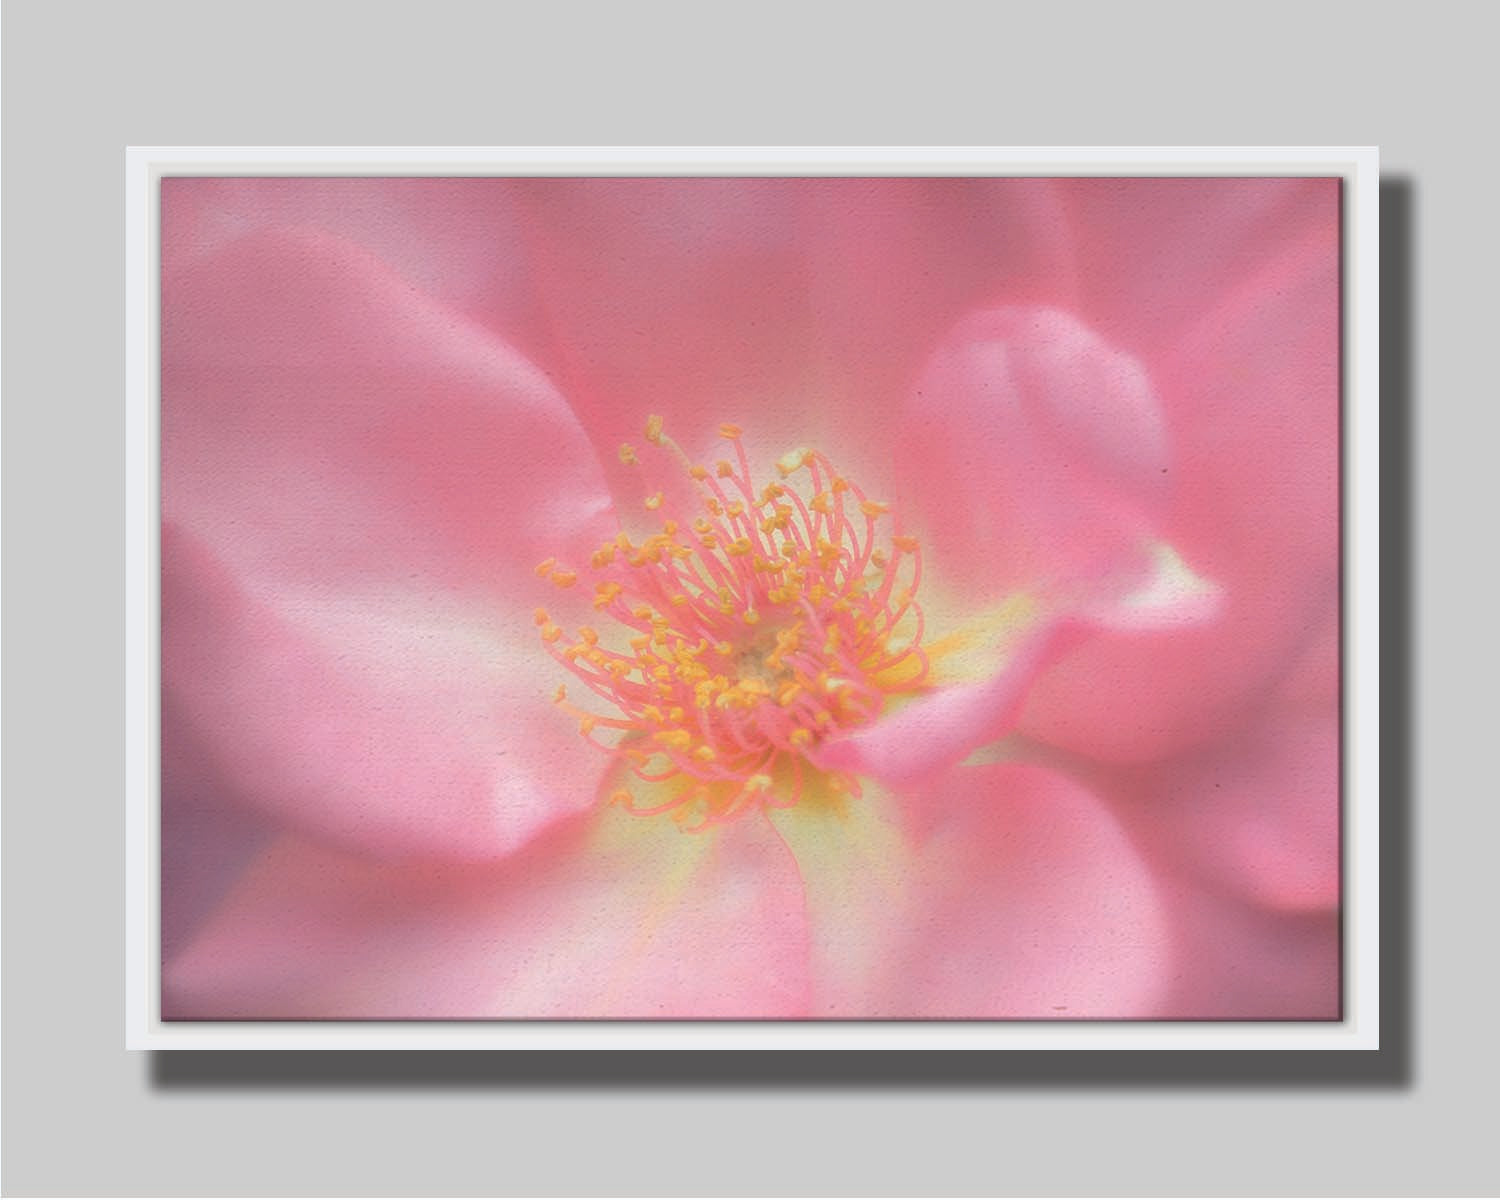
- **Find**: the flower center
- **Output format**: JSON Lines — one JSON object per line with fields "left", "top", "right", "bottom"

{"left": 536, "top": 418, "right": 928, "bottom": 828}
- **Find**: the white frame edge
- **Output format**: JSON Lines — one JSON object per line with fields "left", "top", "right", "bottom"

{"left": 126, "top": 146, "right": 1380, "bottom": 1051}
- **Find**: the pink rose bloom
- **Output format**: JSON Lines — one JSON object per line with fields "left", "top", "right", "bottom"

{"left": 161, "top": 177, "right": 1339, "bottom": 1019}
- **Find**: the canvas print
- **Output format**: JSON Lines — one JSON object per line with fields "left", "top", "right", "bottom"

{"left": 160, "top": 176, "right": 1340, "bottom": 1020}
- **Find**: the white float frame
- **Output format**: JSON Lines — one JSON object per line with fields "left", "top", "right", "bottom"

{"left": 126, "top": 146, "right": 1379, "bottom": 1050}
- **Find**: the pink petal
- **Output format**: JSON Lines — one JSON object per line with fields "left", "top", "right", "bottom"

{"left": 164, "top": 809, "right": 810, "bottom": 1019}
{"left": 1126, "top": 709, "right": 1341, "bottom": 913}
{"left": 1088, "top": 691, "right": 1342, "bottom": 1014}
{"left": 1146, "top": 875, "right": 1340, "bottom": 1019}
{"left": 1058, "top": 177, "right": 1340, "bottom": 357}
{"left": 891, "top": 763, "right": 1172, "bottom": 1018}
{"left": 162, "top": 522, "right": 603, "bottom": 860}
{"left": 162, "top": 177, "right": 544, "bottom": 342}
{"left": 770, "top": 764, "right": 1171, "bottom": 1018}
{"left": 511, "top": 179, "right": 1078, "bottom": 499}
{"left": 511, "top": 179, "right": 817, "bottom": 486}
{"left": 1019, "top": 226, "right": 1341, "bottom": 761}
{"left": 817, "top": 542, "right": 1222, "bottom": 789}
{"left": 823, "top": 304, "right": 1202, "bottom": 787}
{"left": 160, "top": 702, "right": 272, "bottom": 960}
{"left": 163, "top": 226, "right": 615, "bottom": 605}
{"left": 1273, "top": 604, "right": 1341, "bottom": 712}
{"left": 161, "top": 228, "right": 621, "bottom": 857}
{"left": 798, "top": 179, "right": 1077, "bottom": 466}
{"left": 814, "top": 615, "right": 1083, "bottom": 786}
{"left": 894, "top": 306, "right": 1170, "bottom": 605}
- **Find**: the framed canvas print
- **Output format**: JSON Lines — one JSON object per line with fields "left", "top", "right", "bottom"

{"left": 127, "top": 147, "right": 1378, "bottom": 1050}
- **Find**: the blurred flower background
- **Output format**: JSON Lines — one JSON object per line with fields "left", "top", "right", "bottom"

{"left": 160, "top": 176, "right": 1339, "bottom": 1019}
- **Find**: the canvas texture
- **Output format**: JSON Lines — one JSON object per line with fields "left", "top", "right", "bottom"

{"left": 159, "top": 177, "right": 1341, "bottom": 1020}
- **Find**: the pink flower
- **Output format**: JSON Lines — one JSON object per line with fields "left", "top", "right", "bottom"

{"left": 161, "top": 177, "right": 1340, "bottom": 1019}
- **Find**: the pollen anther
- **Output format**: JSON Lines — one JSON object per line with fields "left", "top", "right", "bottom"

{"left": 537, "top": 422, "right": 928, "bottom": 828}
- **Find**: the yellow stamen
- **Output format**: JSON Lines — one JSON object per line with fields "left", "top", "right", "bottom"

{"left": 777, "top": 447, "right": 814, "bottom": 477}
{"left": 537, "top": 425, "right": 931, "bottom": 829}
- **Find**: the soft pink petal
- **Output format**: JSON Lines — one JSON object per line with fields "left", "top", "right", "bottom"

{"left": 1019, "top": 228, "right": 1340, "bottom": 761}
{"left": 1160, "top": 226, "right": 1342, "bottom": 598}
{"left": 814, "top": 616, "right": 1083, "bottom": 786}
{"left": 1125, "top": 709, "right": 1341, "bottom": 913}
{"left": 164, "top": 809, "right": 810, "bottom": 1019}
{"left": 1145, "top": 875, "right": 1340, "bottom": 1019}
{"left": 1273, "top": 604, "right": 1341, "bottom": 712}
{"left": 894, "top": 306, "right": 1169, "bottom": 604}
{"left": 162, "top": 226, "right": 615, "bottom": 605}
{"left": 511, "top": 179, "right": 817, "bottom": 491}
{"left": 770, "top": 764, "right": 1171, "bottom": 1018}
{"left": 797, "top": 179, "right": 1076, "bottom": 473}
{"left": 162, "top": 177, "right": 545, "bottom": 344}
{"left": 819, "top": 542, "right": 1222, "bottom": 789}
{"left": 887, "top": 763, "right": 1171, "bottom": 1017}
{"left": 828, "top": 305, "right": 1210, "bottom": 789}
{"left": 1058, "top": 177, "right": 1340, "bottom": 357}
{"left": 160, "top": 701, "right": 272, "bottom": 960}
{"left": 511, "top": 179, "right": 1078, "bottom": 499}
{"left": 160, "top": 225, "right": 623, "bottom": 858}
{"left": 162, "top": 523, "right": 603, "bottom": 861}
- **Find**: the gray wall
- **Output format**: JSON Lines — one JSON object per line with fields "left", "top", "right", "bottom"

{"left": 4, "top": 1, "right": 1492, "bottom": 1194}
